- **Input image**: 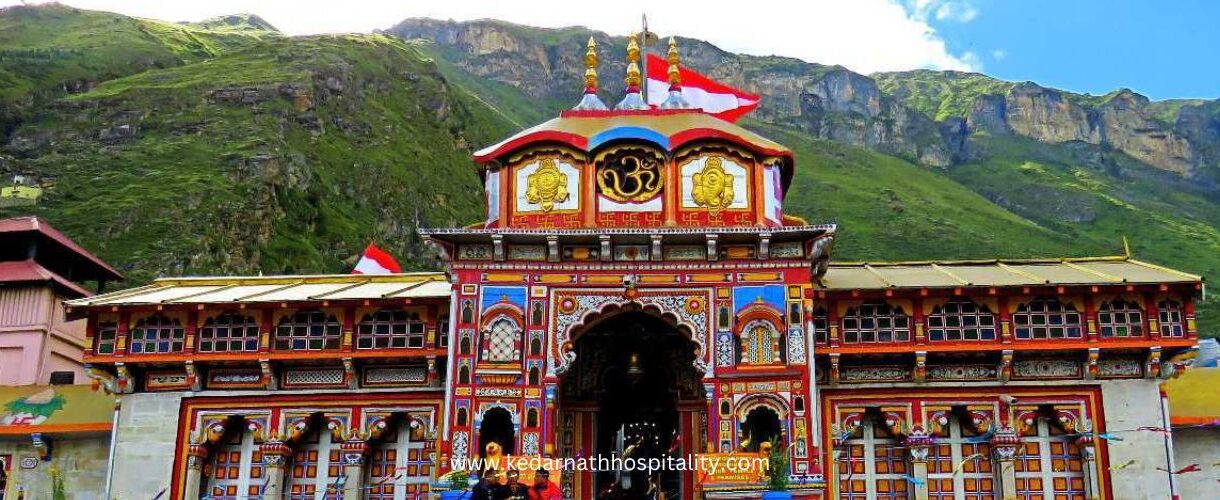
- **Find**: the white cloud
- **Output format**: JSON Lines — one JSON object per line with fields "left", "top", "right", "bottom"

{"left": 6, "top": 0, "right": 981, "bottom": 73}
{"left": 992, "top": 49, "right": 1007, "bottom": 60}
{"left": 934, "top": 2, "right": 978, "bottom": 22}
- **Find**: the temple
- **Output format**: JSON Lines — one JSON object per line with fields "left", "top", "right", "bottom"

{"left": 66, "top": 36, "right": 1204, "bottom": 500}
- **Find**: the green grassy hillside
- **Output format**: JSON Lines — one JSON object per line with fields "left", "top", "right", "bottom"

{"left": 4, "top": 33, "right": 515, "bottom": 280}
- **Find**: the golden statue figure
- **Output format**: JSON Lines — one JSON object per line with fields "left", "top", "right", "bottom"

{"left": 691, "top": 156, "right": 735, "bottom": 213}
{"left": 525, "top": 158, "right": 569, "bottom": 211}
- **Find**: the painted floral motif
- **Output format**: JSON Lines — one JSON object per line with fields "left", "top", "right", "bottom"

{"left": 550, "top": 290, "right": 711, "bottom": 374}
{"left": 787, "top": 327, "right": 806, "bottom": 364}
{"left": 1013, "top": 359, "right": 1081, "bottom": 379}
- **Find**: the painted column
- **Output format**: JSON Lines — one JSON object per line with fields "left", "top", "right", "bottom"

{"left": 183, "top": 444, "right": 209, "bottom": 499}
{"left": 341, "top": 439, "right": 370, "bottom": 499}
{"left": 259, "top": 440, "right": 293, "bottom": 498}
{"left": 991, "top": 429, "right": 1021, "bottom": 500}
{"left": 1079, "top": 438, "right": 1102, "bottom": 500}
{"left": 904, "top": 431, "right": 934, "bottom": 500}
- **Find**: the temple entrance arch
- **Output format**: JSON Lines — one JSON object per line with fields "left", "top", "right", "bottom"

{"left": 478, "top": 407, "right": 515, "bottom": 466}
{"left": 740, "top": 406, "right": 783, "bottom": 453}
{"left": 557, "top": 307, "right": 707, "bottom": 500}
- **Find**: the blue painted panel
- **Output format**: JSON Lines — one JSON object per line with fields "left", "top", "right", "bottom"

{"left": 481, "top": 286, "right": 527, "bottom": 311}
{"left": 588, "top": 126, "right": 670, "bottom": 150}
{"left": 733, "top": 284, "right": 786, "bottom": 313}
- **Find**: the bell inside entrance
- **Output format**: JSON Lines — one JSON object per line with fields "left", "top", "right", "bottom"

{"left": 560, "top": 310, "right": 706, "bottom": 499}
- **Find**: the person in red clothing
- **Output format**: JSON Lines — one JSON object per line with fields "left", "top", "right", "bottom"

{"left": 527, "top": 469, "right": 562, "bottom": 500}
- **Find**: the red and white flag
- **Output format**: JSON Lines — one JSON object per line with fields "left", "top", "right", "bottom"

{"left": 645, "top": 53, "right": 760, "bottom": 122}
{"left": 352, "top": 242, "right": 402, "bottom": 274}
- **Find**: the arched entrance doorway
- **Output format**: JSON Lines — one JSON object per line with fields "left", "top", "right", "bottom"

{"left": 478, "top": 407, "right": 515, "bottom": 466}
{"left": 558, "top": 307, "right": 706, "bottom": 499}
{"left": 740, "top": 406, "right": 783, "bottom": 452}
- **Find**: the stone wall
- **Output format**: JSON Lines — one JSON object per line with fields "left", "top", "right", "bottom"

{"left": 0, "top": 435, "right": 109, "bottom": 500}
{"left": 1099, "top": 378, "right": 1174, "bottom": 499}
{"left": 108, "top": 392, "right": 183, "bottom": 500}
{"left": 1170, "top": 427, "right": 1219, "bottom": 499}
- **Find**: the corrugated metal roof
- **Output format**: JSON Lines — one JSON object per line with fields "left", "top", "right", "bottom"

{"left": 820, "top": 257, "right": 1201, "bottom": 291}
{"left": 65, "top": 273, "right": 450, "bottom": 307}
{"left": 1163, "top": 367, "right": 1220, "bottom": 425}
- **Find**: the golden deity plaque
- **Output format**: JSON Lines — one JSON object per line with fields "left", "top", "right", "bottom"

{"left": 691, "top": 156, "right": 735, "bottom": 213}
{"left": 525, "top": 158, "right": 570, "bottom": 212}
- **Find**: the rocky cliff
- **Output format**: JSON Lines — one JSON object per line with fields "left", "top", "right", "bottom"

{"left": 391, "top": 19, "right": 1220, "bottom": 179}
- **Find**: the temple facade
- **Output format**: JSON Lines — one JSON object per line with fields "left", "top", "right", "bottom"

{"left": 66, "top": 37, "right": 1205, "bottom": 500}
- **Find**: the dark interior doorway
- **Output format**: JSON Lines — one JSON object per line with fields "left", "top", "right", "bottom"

{"left": 560, "top": 310, "right": 705, "bottom": 499}
{"left": 478, "top": 406, "right": 515, "bottom": 465}
{"left": 740, "top": 406, "right": 783, "bottom": 452}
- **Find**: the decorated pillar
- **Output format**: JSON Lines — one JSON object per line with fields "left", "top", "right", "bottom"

{"left": 259, "top": 440, "right": 293, "bottom": 498}
{"left": 1076, "top": 422, "right": 1102, "bottom": 500}
{"left": 340, "top": 439, "right": 371, "bottom": 499}
{"left": 990, "top": 428, "right": 1021, "bottom": 500}
{"left": 183, "top": 443, "right": 209, "bottom": 500}
{"left": 904, "top": 429, "right": 934, "bottom": 500}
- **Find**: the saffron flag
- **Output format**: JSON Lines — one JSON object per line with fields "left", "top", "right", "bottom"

{"left": 352, "top": 242, "right": 401, "bottom": 274}
{"left": 645, "top": 53, "right": 760, "bottom": 122}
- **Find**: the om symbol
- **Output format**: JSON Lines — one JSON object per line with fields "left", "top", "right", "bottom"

{"left": 596, "top": 148, "right": 663, "bottom": 202}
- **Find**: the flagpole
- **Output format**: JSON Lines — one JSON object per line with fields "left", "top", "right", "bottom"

{"left": 641, "top": 13, "right": 648, "bottom": 105}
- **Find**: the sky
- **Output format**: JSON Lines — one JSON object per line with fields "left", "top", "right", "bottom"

{"left": 6, "top": 0, "right": 1216, "bottom": 100}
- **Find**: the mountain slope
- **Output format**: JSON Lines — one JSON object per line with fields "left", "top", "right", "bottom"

{"left": 0, "top": 3, "right": 278, "bottom": 135}
{"left": 2, "top": 31, "right": 515, "bottom": 281}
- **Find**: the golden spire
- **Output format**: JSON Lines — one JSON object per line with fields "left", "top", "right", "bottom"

{"left": 625, "top": 33, "right": 641, "bottom": 90}
{"left": 584, "top": 36, "right": 599, "bottom": 93}
{"left": 667, "top": 36, "right": 681, "bottom": 88}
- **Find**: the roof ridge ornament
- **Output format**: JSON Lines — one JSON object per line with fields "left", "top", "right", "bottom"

{"left": 615, "top": 34, "right": 649, "bottom": 110}
{"left": 657, "top": 36, "right": 692, "bottom": 110}
{"left": 572, "top": 36, "right": 608, "bottom": 111}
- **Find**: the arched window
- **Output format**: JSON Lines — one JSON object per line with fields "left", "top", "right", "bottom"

{"left": 526, "top": 408, "right": 540, "bottom": 428}
{"left": 530, "top": 335, "right": 543, "bottom": 356}
{"left": 275, "top": 310, "right": 340, "bottom": 351}
{"left": 528, "top": 366, "right": 541, "bottom": 385}
{"left": 841, "top": 302, "right": 911, "bottom": 344}
{"left": 812, "top": 307, "right": 828, "bottom": 344}
{"left": 1014, "top": 416, "right": 1086, "bottom": 498}
{"left": 1158, "top": 300, "right": 1185, "bottom": 337}
{"left": 741, "top": 322, "right": 779, "bottom": 364}
{"left": 438, "top": 314, "right": 451, "bottom": 348}
{"left": 482, "top": 317, "right": 520, "bottom": 363}
{"left": 130, "top": 315, "right": 185, "bottom": 354}
{"left": 838, "top": 413, "right": 909, "bottom": 499}
{"left": 1013, "top": 298, "right": 1082, "bottom": 340}
{"left": 717, "top": 306, "right": 731, "bottom": 330}
{"left": 94, "top": 321, "right": 118, "bottom": 355}
{"left": 1097, "top": 299, "right": 1144, "bottom": 338}
{"left": 788, "top": 303, "right": 802, "bottom": 324}
{"left": 207, "top": 420, "right": 266, "bottom": 499}
{"left": 458, "top": 365, "right": 471, "bottom": 385}
{"left": 460, "top": 300, "right": 474, "bottom": 324}
{"left": 199, "top": 313, "right": 260, "bottom": 353}
{"left": 926, "top": 412, "right": 994, "bottom": 498}
{"left": 356, "top": 308, "right": 425, "bottom": 349}
{"left": 530, "top": 302, "right": 545, "bottom": 326}
{"left": 456, "top": 408, "right": 469, "bottom": 427}
{"left": 928, "top": 299, "right": 997, "bottom": 342}
{"left": 793, "top": 396, "right": 806, "bottom": 414}
{"left": 459, "top": 333, "right": 473, "bottom": 355}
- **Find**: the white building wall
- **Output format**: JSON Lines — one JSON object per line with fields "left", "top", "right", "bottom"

{"left": 1100, "top": 379, "right": 1174, "bottom": 500}
{"left": 108, "top": 392, "right": 183, "bottom": 500}
{"left": 1171, "top": 427, "right": 1219, "bottom": 499}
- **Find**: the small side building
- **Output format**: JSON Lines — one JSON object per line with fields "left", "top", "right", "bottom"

{"left": 0, "top": 216, "right": 121, "bottom": 499}
{"left": 1162, "top": 365, "right": 1220, "bottom": 500}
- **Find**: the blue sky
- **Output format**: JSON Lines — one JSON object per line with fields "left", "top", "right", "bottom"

{"left": 926, "top": 0, "right": 1218, "bottom": 99}
{"left": 10, "top": 0, "right": 1216, "bottom": 100}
